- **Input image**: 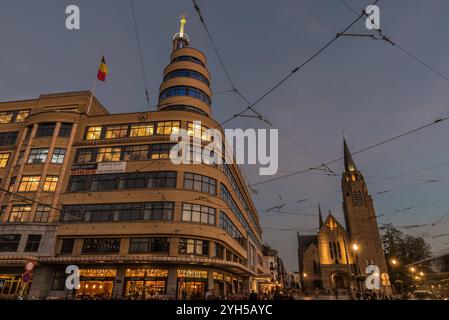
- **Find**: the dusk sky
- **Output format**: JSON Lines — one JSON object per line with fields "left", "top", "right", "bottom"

{"left": 2, "top": 0, "right": 449, "bottom": 271}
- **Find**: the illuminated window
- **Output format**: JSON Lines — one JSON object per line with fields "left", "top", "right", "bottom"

{"left": 149, "top": 144, "right": 173, "bottom": 159}
{"left": 0, "top": 153, "right": 10, "bottom": 167}
{"left": 123, "top": 145, "right": 149, "bottom": 161}
{"left": 155, "top": 121, "right": 180, "bottom": 135}
{"left": 327, "top": 218, "right": 337, "bottom": 231}
{"left": 18, "top": 176, "right": 40, "bottom": 192}
{"left": 51, "top": 148, "right": 66, "bottom": 164}
{"left": 176, "top": 269, "right": 208, "bottom": 278}
{"left": 97, "top": 147, "right": 121, "bottom": 162}
{"left": 0, "top": 112, "right": 14, "bottom": 124}
{"left": 43, "top": 176, "right": 58, "bottom": 192}
{"left": 351, "top": 174, "right": 356, "bottom": 182}
{"left": 178, "top": 239, "right": 209, "bottom": 256}
{"left": 79, "top": 269, "right": 117, "bottom": 277}
{"left": 15, "top": 110, "right": 30, "bottom": 122}
{"left": 86, "top": 126, "right": 102, "bottom": 140}
{"left": 187, "top": 122, "right": 212, "bottom": 141}
{"left": 9, "top": 205, "right": 32, "bottom": 223}
{"left": 105, "top": 125, "right": 128, "bottom": 139}
{"left": 27, "top": 148, "right": 48, "bottom": 164}
{"left": 181, "top": 203, "right": 216, "bottom": 225}
{"left": 130, "top": 123, "right": 153, "bottom": 137}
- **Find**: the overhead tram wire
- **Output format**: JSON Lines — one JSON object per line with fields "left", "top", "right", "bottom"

{"left": 130, "top": 0, "right": 151, "bottom": 108}
{"left": 337, "top": 0, "right": 449, "bottom": 85}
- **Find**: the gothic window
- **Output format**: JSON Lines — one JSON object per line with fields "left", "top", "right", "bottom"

{"left": 352, "top": 190, "right": 364, "bottom": 206}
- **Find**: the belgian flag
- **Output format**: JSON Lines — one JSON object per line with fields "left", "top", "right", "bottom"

{"left": 97, "top": 56, "right": 108, "bottom": 81}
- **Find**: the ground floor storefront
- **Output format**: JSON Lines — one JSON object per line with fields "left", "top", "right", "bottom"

{"left": 0, "top": 268, "right": 32, "bottom": 299}
{"left": 1, "top": 264, "right": 254, "bottom": 300}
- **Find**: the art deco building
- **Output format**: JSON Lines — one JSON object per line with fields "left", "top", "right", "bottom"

{"left": 0, "top": 17, "right": 264, "bottom": 299}
{"left": 297, "top": 140, "right": 391, "bottom": 294}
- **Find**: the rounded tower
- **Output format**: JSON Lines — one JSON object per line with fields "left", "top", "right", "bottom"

{"left": 158, "top": 16, "right": 212, "bottom": 117}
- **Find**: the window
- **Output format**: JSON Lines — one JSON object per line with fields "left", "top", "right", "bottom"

{"left": 75, "top": 148, "right": 95, "bottom": 163}
{"left": 43, "top": 176, "right": 58, "bottom": 192}
{"left": 9, "top": 205, "right": 32, "bottom": 223}
{"left": 149, "top": 143, "right": 173, "bottom": 159}
{"left": 16, "top": 150, "right": 24, "bottom": 165}
{"left": 159, "top": 86, "right": 211, "bottom": 105}
{"left": 60, "top": 201, "right": 174, "bottom": 222}
{"left": 155, "top": 121, "right": 180, "bottom": 135}
{"left": 60, "top": 239, "right": 75, "bottom": 255}
{"left": 35, "top": 123, "right": 56, "bottom": 137}
{"left": 118, "top": 172, "right": 147, "bottom": 189}
{"left": 143, "top": 202, "right": 174, "bottom": 220}
{"left": 0, "top": 153, "right": 10, "bottom": 167}
{"left": 35, "top": 205, "right": 50, "bottom": 223}
{"left": 0, "top": 112, "right": 14, "bottom": 124}
{"left": 123, "top": 145, "right": 149, "bottom": 161}
{"left": 0, "top": 234, "right": 21, "bottom": 252}
{"left": 18, "top": 176, "right": 40, "bottom": 192}
{"left": 129, "top": 238, "right": 169, "bottom": 253}
{"left": 171, "top": 55, "right": 205, "bottom": 66}
{"left": 96, "top": 147, "right": 121, "bottom": 162}
{"left": 82, "top": 238, "right": 120, "bottom": 254}
{"left": 219, "top": 212, "right": 246, "bottom": 248}
{"left": 52, "top": 270, "right": 67, "bottom": 290}
{"left": 164, "top": 69, "right": 209, "bottom": 85}
{"left": 8, "top": 177, "right": 16, "bottom": 192}
{"left": 147, "top": 171, "right": 177, "bottom": 188}
{"left": 58, "top": 123, "right": 73, "bottom": 137}
{"left": 130, "top": 123, "right": 153, "bottom": 137}
{"left": 0, "top": 131, "right": 18, "bottom": 146}
{"left": 184, "top": 173, "right": 216, "bottom": 194}
{"left": 15, "top": 110, "right": 30, "bottom": 122}
{"left": 182, "top": 203, "right": 215, "bottom": 225}
{"left": 91, "top": 174, "right": 117, "bottom": 190}
{"left": 353, "top": 191, "right": 364, "bottom": 207}
{"left": 86, "top": 126, "right": 102, "bottom": 140}
{"left": 214, "top": 243, "right": 224, "bottom": 259}
{"left": 27, "top": 148, "right": 49, "bottom": 164}
{"left": 24, "top": 235, "right": 41, "bottom": 252}
{"left": 187, "top": 122, "right": 212, "bottom": 141}
{"left": 179, "top": 239, "right": 209, "bottom": 256}
{"left": 51, "top": 148, "right": 66, "bottom": 164}
{"left": 68, "top": 175, "right": 88, "bottom": 192}
{"left": 105, "top": 124, "right": 128, "bottom": 139}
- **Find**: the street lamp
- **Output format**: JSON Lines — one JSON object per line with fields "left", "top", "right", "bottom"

{"left": 303, "top": 273, "right": 308, "bottom": 278}
{"left": 391, "top": 258, "right": 398, "bottom": 266}
{"left": 419, "top": 272, "right": 424, "bottom": 277}
{"left": 410, "top": 267, "right": 416, "bottom": 273}
{"left": 352, "top": 243, "right": 359, "bottom": 252}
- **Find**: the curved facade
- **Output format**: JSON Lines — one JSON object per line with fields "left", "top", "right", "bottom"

{"left": 0, "top": 18, "right": 264, "bottom": 300}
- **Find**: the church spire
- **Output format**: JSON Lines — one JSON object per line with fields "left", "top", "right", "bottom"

{"left": 343, "top": 138, "right": 357, "bottom": 172}
{"left": 318, "top": 203, "right": 324, "bottom": 227}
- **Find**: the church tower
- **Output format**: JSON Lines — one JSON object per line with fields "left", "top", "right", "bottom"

{"left": 341, "top": 139, "right": 391, "bottom": 292}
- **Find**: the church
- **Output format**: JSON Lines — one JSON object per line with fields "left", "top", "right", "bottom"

{"left": 297, "top": 139, "right": 391, "bottom": 294}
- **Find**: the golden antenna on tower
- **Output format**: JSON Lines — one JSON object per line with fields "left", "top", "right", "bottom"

{"left": 179, "top": 15, "right": 187, "bottom": 37}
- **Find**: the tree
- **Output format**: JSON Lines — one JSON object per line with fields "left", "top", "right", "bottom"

{"left": 380, "top": 224, "right": 432, "bottom": 292}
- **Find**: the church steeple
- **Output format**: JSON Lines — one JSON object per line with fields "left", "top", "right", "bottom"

{"left": 343, "top": 138, "right": 357, "bottom": 172}
{"left": 318, "top": 203, "right": 324, "bottom": 227}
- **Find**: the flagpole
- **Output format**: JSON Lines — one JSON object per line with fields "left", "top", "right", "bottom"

{"left": 86, "top": 73, "right": 98, "bottom": 115}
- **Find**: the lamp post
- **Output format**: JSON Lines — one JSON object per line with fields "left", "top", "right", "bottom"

{"left": 352, "top": 243, "right": 361, "bottom": 291}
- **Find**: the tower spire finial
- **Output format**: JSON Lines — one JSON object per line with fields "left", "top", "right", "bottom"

{"left": 179, "top": 15, "right": 187, "bottom": 37}
{"left": 343, "top": 138, "right": 357, "bottom": 172}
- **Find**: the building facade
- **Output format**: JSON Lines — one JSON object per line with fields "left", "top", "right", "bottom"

{"left": 297, "top": 140, "right": 391, "bottom": 294}
{"left": 0, "top": 18, "right": 264, "bottom": 299}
